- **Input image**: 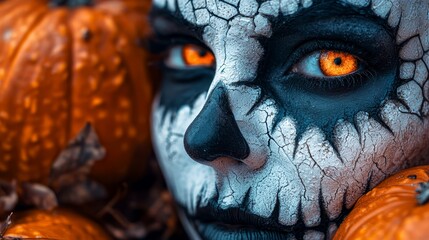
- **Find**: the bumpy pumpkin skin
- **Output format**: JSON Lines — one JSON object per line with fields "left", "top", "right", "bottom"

{"left": 0, "top": 0, "right": 153, "bottom": 186}
{"left": 4, "top": 209, "right": 111, "bottom": 239}
{"left": 334, "top": 166, "right": 429, "bottom": 240}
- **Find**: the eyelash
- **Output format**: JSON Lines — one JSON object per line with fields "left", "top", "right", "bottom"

{"left": 149, "top": 35, "right": 204, "bottom": 56}
{"left": 294, "top": 70, "right": 375, "bottom": 94}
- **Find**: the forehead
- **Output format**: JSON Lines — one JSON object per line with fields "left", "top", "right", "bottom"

{"left": 151, "top": 0, "right": 410, "bottom": 28}
{"left": 151, "top": 0, "right": 428, "bottom": 50}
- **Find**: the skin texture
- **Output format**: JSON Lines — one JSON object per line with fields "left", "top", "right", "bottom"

{"left": 150, "top": 0, "right": 429, "bottom": 239}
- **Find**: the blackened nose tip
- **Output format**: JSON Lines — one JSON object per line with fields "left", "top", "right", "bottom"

{"left": 184, "top": 86, "right": 250, "bottom": 162}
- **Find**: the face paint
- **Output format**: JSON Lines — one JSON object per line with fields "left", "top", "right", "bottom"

{"left": 149, "top": 0, "right": 429, "bottom": 239}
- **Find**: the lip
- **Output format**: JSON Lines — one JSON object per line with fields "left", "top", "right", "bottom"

{"left": 184, "top": 200, "right": 343, "bottom": 239}
{"left": 195, "top": 221, "right": 297, "bottom": 240}
{"left": 192, "top": 201, "right": 296, "bottom": 231}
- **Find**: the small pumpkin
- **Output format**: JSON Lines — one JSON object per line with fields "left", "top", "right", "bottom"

{"left": 0, "top": 0, "right": 153, "bottom": 186}
{"left": 334, "top": 165, "right": 429, "bottom": 240}
{"left": 3, "top": 209, "right": 111, "bottom": 239}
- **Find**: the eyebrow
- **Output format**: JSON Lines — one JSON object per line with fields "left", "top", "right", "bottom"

{"left": 150, "top": 6, "right": 187, "bottom": 25}
{"left": 150, "top": 7, "right": 204, "bottom": 38}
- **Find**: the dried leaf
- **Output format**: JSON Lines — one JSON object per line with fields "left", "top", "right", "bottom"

{"left": 50, "top": 123, "right": 105, "bottom": 180}
{"left": 0, "top": 181, "right": 17, "bottom": 215}
{"left": 106, "top": 223, "right": 147, "bottom": 239}
{"left": 22, "top": 183, "right": 58, "bottom": 211}
{"left": 56, "top": 180, "right": 107, "bottom": 205}
{"left": 48, "top": 123, "right": 107, "bottom": 205}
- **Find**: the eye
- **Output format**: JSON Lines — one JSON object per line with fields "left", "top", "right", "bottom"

{"left": 165, "top": 44, "right": 215, "bottom": 69}
{"left": 292, "top": 50, "right": 360, "bottom": 78}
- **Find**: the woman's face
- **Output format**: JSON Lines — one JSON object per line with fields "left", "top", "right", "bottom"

{"left": 150, "top": 0, "right": 429, "bottom": 239}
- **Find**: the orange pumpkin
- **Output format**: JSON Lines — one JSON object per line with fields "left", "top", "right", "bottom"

{"left": 0, "top": 0, "right": 153, "bottom": 186}
{"left": 334, "top": 165, "right": 429, "bottom": 240}
{"left": 3, "top": 209, "right": 111, "bottom": 239}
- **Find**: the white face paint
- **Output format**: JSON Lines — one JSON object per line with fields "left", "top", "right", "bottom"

{"left": 150, "top": 0, "right": 429, "bottom": 239}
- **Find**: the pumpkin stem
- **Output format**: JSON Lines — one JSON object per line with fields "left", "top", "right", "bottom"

{"left": 50, "top": 0, "right": 93, "bottom": 8}
{"left": 416, "top": 182, "right": 429, "bottom": 205}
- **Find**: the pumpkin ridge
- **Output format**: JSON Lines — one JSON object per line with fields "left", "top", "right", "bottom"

{"left": 17, "top": 9, "right": 72, "bottom": 182}
{"left": 107, "top": 13, "right": 141, "bottom": 177}
{"left": 0, "top": 5, "right": 48, "bottom": 92}
{"left": 0, "top": 7, "right": 49, "bottom": 180}
{"left": 110, "top": 14, "right": 136, "bottom": 177}
{"left": 394, "top": 198, "right": 428, "bottom": 239}
{"left": 63, "top": 10, "right": 75, "bottom": 144}
{"left": 346, "top": 200, "right": 412, "bottom": 236}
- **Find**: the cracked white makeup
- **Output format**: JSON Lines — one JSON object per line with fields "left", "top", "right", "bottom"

{"left": 149, "top": 0, "right": 429, "bottom": 239}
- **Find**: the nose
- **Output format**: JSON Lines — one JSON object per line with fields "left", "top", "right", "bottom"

{"left": 184, "top": 85, "right": 250, "bottom": 163}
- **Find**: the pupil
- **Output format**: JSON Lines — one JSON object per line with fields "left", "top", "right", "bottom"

{"left": 198, "top": 50, "right": 207, "bottom": 57}
{"left": 334, "top": 57, "right": 342, "bottom": 66}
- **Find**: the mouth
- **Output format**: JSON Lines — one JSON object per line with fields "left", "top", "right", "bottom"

{"left": 183, "top": 199, "right": 347, "bottom": 240}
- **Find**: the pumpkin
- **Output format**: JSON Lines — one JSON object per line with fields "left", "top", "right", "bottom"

{"left": 334, "top": 165, "right": 429, "bottom": 240}
{"left": 0, "top": 0, "right": 153, "bottom": 186}
{"left": 3, "top": 208, "right": 111, "bottom": 239}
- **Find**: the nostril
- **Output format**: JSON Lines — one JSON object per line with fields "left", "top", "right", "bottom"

{"left": 184, "top": 85, "right": 250, "bottom": 163}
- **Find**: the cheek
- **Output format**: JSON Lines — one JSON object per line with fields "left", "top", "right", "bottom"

{"left": 151, "top": 94, "right": 218, "bottom": 210}
{"left": 239, "top": 96, "right": 429, "bottom": 225}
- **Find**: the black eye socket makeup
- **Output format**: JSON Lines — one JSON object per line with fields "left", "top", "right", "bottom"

{"left": 148, "top": 12, "right": 215, "bottom": 120}
{"left": 245, "top": 7, "right": 398, "bottom": 148}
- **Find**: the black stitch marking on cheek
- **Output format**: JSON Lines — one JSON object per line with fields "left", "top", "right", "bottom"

{"left": 270, "top": 191, "right": 281, "bottom": 223}
{"left": 325, "top": 131, "right": 344, "bottom": 164}
{"left": 318, "top": 186, "right": 331, "bottom": 234}
{"left": 372, "top": 112, "right": 395, "bottom": 136}
{"left": 334, "top": 185, "right": 352, "bottom": 229}
{"left": 295, "top": 200, "right": 305, "bottom": 240}
{"left": 364, "top": 169, "right": 374, "bottom": 193}
{"left": 214, "top": 183, "right": 220, "bottom": 204}
{"left": 242, "top": 187, "right": 252, "bottom": 209}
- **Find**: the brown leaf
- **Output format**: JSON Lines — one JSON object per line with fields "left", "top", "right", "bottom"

{"left": 50, "top": 123, "right": 105, "bottom": 180}
{"left": 106, "top": 223, "right": 147, "bottom": 240}
{"left": 56, "top": 180, "right": 107, "bottom": 205}
{"left": 0, "top": 181, "right": 17, "bottom": 215}
{"left": 48, "top": 123, "right": 107, "bottom": 205}
{"left": 22, "top": 183, "right": 58, "bottom": 211}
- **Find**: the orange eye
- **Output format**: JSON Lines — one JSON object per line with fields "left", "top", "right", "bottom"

{"left": 319, "top": 51, "right": 359, "bottom": 77}
{"left": 182, "top": 44, "right": 215, "bottom": 67}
